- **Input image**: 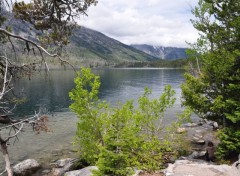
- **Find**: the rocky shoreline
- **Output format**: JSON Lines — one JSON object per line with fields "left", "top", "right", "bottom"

{"left": 8, "top": 119, "right": 240, "bottom": 176}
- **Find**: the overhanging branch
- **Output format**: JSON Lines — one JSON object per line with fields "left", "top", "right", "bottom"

{"left": 0, "top": 28, "right": 75, "bottom": 71}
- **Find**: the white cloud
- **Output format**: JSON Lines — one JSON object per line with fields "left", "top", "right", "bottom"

{"left": 80, "top": 0, "right": 199, "bottom": 47}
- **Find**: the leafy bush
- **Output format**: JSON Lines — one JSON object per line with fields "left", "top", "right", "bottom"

{"left": 69, "top": 67, "right": 188, "bottom": 175}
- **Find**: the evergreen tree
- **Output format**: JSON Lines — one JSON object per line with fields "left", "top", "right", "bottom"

{"left": 182, "top": 0, "right": 240, "bottom": 158}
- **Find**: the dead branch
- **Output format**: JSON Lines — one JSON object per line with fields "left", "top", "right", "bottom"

{"left": 0, "top": 169, "right": 6, "bottom": 176}
{"left": 0, "top": 28, "right": 75, "bottom": 71}
{"left": 0, "top": 57, "right": 12, "bottom": 100}
{"left": 0, "top": 112, "right": 50, "bottom": 176}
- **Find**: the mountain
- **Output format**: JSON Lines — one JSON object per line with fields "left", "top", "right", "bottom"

{"left": 3, "top": 11, "right": 185, "bottom": 67}
{"left": 67, "top": 27, "right": 158, "bottom": 65}
{"left": 130, "top": 44, "right": 187, "bottom": 60}
{"left": 3, "top": 12, "right": 159, "bottom": 66}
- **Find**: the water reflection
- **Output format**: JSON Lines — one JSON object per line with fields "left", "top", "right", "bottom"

{"left": 0, "top": 68, "right": 185, "bottom": 169}
{"left": 13, "top": 68, "right": 184, "bottom": 116}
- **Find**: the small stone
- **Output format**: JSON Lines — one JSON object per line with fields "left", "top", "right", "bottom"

{"left": 204, "top": 118, "right": 208, "bottom": 123}
{"left": 195, "top": 129, "right": 203, "bottom": 133}
{"left": 177, "top": 127, "right": 187, "bottom": 133}
{"left": 213, "top": 122, "right": 218, "bottom": 129}
{"left": 199, "top": 151, "right": 207, "bottom": 157}
{"left": 42, "top": 169, "right": 51, "bottom": 174}
{"left": 196, "top": 140, "right": 205, "bottom": 145}
{"left": 207, "top": 121, "right": 214, "bottom": 126}
{"left": 55, "top": 158, "right": 75, "bottom": 168}
{"left": 186, "top": 123, "right": 198, "bottom": 127}
{"left": 189, "top": 151, "right": 199, "bottom": 159}
{"left": 50, "top": 168, "right": 62, "bottom": 176}
{"left": 194, "top": 134, "right": 203, "bottom": 139}
{"left": 192, "top": 136, "right": 200, "bottom": 141}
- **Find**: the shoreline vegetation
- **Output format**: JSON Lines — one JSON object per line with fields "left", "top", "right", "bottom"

{"left": 11, "top": 54, "right": 188, "bottom": 70}
{"left": 10, "top": 115, "right": 239, "bottom": 176}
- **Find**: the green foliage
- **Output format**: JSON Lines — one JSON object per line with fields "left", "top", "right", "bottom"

{"left": 69, "top": 68, "right": 107, "bottom": 164}
{"left": 216, "top": 128, "right": 240, "bottom": 159}
{"left": 182, "top": 0, "right": 240, "bottom": 158}
{"left": 69, "top": 67, "right": 185, "bottom": 175}
{"left": 12, "top": 0, "right": 97, "bottom": 47}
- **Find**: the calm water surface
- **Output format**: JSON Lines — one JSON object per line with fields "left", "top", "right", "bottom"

{"left": 0, "top": 68, "right": 186, "bottom": 169}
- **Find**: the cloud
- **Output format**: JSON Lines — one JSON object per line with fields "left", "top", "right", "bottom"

{"left": 80, "top": 0, "right": 199, "bottom": 47}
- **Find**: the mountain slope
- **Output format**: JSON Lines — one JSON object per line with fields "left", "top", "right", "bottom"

{"left": 130, "top": 44, "right": 187, "bottom": 60}
{"left": 2, "top": 11, "right": 158, "bottom": 66}
{"left": 67, "top": 27, "right": 158, "bottom": 64}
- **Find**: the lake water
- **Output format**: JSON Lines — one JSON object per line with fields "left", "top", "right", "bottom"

{"left": 0, "top": 68, "right": 186, "bottom": 169}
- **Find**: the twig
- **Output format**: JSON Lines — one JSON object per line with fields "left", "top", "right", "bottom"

{"left": 0, "top": 112, "right": 40, "bottom": 131}
{"left": 4, "top": 123, "right": 24, "bottom": 142}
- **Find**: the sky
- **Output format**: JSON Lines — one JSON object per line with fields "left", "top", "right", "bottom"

{"left": 80, "top": 0, "right": 199, "bottom": 48}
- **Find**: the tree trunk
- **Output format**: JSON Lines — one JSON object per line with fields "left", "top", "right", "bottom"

{"left": 1, "top": 142, "right": 13, "bottom": 176}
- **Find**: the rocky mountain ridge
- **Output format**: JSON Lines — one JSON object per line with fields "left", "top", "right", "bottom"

{"left": 131, "top": 44, "right": 187, "bottom": 60}
{"left": 2, "top": 11, "right": 187, "bottom": 67}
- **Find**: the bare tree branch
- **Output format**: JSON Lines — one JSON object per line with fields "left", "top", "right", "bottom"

{"left": 0, "top": 169, "right": 6, "bottom": 176}
{"left": 0, "top": 57, "right": 12, "bottom": 100}
{"left": 0, "top": 28, "right": 76, "bottom": 71}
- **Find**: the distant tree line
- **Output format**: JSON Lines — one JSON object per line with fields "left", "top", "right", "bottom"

{"left": 113, "top": 59, "right": 187, "bottom": 68}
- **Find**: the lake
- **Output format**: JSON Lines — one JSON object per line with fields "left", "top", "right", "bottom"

{"left": 0, "top": 68, "right": 187, "bottom": 169}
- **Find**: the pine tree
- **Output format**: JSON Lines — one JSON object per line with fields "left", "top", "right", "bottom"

{"left": 182, "top": 0, "right": 240, "bottom": 158}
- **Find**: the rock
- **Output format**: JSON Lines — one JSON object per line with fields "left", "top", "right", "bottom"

{"left": 49, "top": 158, "right": 80, "bottom": 176}
{"left": 50, "top": 168, "right": 63, "bottom": 176}
{"left": 192, "top": 136, "right": 205, "bottom": 145}
{"left": 198, "top": 119, "right": 205, "bottom": 125}
{"left": 64, "top": 166, "right": 98, "bottom": 176}
{"left": 204, "top": 118, "right": 208, "bottom": 124}
{"left": 213, "top": 122, "right": 218, "bottom": 129}
{"left": 207, "top": 120, "right": 214, "bottom": 126}
{"left": 194, "top": 134, "right": 203, "bottom": 139}
{"left": 41, "top": 169, "right": 51, "bottom": 175}
{"left": 186, "top": 123, "right": 198, "bottom": 127}
{"left": 13, "top": 159, "right": 41, "bottom": 176}
{"left": 177, "top": 127, "right": 187, "bottom": 133}
{"left": 233, "top": 154, "right": 240, "bottom": 170}
{"left": 188, "top": 151, "right": 206, "bottom": 159}
{"left": 199, "top": 151, "right": 207, "bottom": 157}
{"left": 132, "top": 170, "right": 142, "bottom": 176}
{"left": 164, "top": 159, "right": 240, "bottom": 176}
{"left": 188, "top": 151, "right": 199, "bottom": 159}
{"left": 52, "top": 158, "right": 78, "bottom": 168}
{"left": 196, "top": 139, "right": 205, "bottom": 145}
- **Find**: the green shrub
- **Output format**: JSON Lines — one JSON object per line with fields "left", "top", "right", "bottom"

{"left": 69, "top": 67, "right": 188, "bottom": 175}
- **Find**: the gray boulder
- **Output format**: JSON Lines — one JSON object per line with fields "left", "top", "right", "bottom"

{"left": 64, "top": 166, "right": 98, "bottom": 176}
{"left": 164, "top": 159, "right": 240, "bottom": 176}
{"left": 51, "top": 158, "right": 79, "bottom": 168}
{"left": 13, "top": 159, "right": 41, "bottom": 176}
{"left": 188, "top": 151, "right": 206, "bottom": 159}
{"left": 49, "top": 158, "right": 80, "bottom": 176}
